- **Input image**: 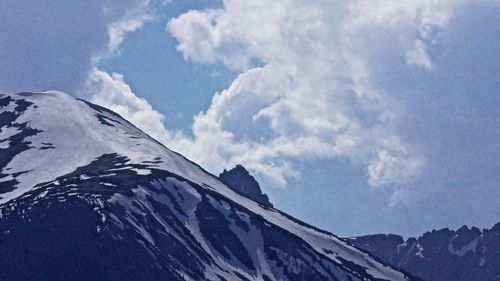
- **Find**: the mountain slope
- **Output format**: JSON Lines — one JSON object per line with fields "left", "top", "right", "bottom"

{"left": 0, "top": 92, "right": 415, "bottom": 281}
{"left": 347, "top": 224, "right": 500, "bottom": 281}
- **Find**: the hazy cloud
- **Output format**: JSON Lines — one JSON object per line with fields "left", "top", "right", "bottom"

{"left": 0, "top": 0, "right": 153, "bottom": 94}
{"left": 104, "top": 0, "right": 153, "bottom": 57}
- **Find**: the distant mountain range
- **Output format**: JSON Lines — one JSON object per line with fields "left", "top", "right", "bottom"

{"left": 346, "top": 223, "right": 500, "bottom": 281}
{"left": 0, "top": 92, "right": 415, "bottom": 281}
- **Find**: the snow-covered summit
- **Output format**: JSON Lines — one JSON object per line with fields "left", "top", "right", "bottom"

{"left": 0, "top": 92, "right": 414, "bottom": 281}
{"left": 0, "top": 91, "right": 223, "bottom": 203}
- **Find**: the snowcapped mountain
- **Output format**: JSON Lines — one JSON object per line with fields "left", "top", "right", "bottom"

{"left": 346, "top": 224, "right": 500, "bottom": 281}
{"left": 0, "top": 91, "right": 416, "bottom": 281}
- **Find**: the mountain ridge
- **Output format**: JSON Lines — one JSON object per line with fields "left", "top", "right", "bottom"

{"left": 347, "top": 223, "right": 500, "bottom": 281}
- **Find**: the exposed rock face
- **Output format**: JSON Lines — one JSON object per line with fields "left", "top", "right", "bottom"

{"left": 347, "top": 224, "right": 500, "bottom": 281}
{"left": 347, "top": 234, "right": 404, "bottom": 263}
{"left": 219, "top": 164, "right": 273, "bottom": 208}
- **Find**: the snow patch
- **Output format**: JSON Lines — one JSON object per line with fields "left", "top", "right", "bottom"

{"left": 448, "top": 237, "right": 478, "bottom": 257}
{"left": 415, "top": 243, "right": 424, "bottom": 258}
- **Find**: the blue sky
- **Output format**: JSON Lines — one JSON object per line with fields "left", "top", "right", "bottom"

{"left": 0, "top": 0, "right": 499, "bottom": 237}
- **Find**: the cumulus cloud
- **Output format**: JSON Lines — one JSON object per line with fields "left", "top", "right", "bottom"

{"left": 162, "top": 0, "right": 467, "bottom": 188}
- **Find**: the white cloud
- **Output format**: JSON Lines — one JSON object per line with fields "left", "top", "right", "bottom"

{"left": 164, "top": 0, "right": 458, "bottom": 188}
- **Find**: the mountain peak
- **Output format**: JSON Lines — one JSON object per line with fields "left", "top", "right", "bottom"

{"left": 219, "top": 165, "right": 273, "bottom": 208}
{"left": 0, "top": 91, "right": 225, "bottom": 203}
